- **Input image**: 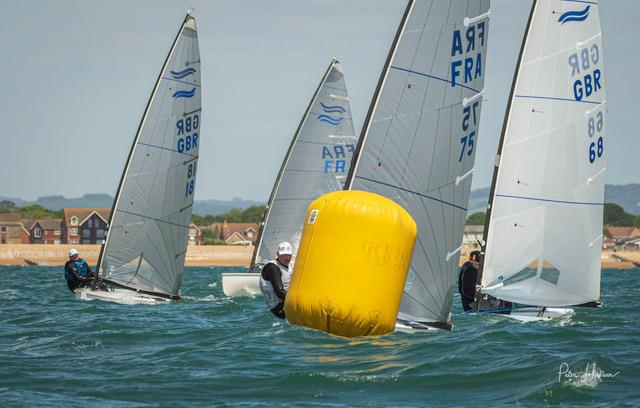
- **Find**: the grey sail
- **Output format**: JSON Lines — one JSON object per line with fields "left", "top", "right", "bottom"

{"left": 346, "top": 0, "right": 490, "bottom": 329}
{"left": 253, "top": 59, "right": 356, "bottom": 266}
{"left": 97, "top": 15, "right": 201, "bottom": 298}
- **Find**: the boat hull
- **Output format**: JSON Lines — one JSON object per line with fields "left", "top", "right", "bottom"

{"left": 471, "top": 306, "right": 573, "bottom": 322}
{"left": 221, "top": 273, "right": 261, "bottom": 297}
{"left": 74, "top": 287, "right": 170, "bottom": 305}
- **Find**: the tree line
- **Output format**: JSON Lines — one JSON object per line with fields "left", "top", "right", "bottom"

{"left": 465, "top": 203, "right": 640, "bottom": 227}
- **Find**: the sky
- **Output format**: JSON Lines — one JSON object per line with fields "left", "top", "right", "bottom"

{"left": 0, "top": 0, "right": 638, "bottom": 202}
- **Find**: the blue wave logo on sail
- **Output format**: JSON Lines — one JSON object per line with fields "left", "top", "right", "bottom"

{"left": 170, "top": 68, "right": 197, "bottom": 79}
{"left": 317, "top": 102, "right": 345, "bottom": 125}
{"left": 172, "top": 88, "right": 196, "bottom": 99}
{"left": 320, "top": 102, "right": 345, "bottom": 114}
{"left": 558, "top": 6, "right": 590, "bottom": 24}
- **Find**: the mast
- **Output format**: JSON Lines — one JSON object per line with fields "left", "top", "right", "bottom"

{"left": 96, "top": 14, "right": 194, "bottom": 274}
{"left": 249, "top": 58, "right": 340, "bottom": 270}
{"left": 344, "top": 0, "right": 414, "bottom": 189}
{"left": 473, "top": 1, "right": 537, "bottom": 311}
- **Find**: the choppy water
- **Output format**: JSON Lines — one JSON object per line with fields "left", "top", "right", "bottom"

{"left": 0, "top": 266, "right": 638, "bottom": 407}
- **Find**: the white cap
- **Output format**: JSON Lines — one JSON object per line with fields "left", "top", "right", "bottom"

{"left": 277, "top": 241, "right": 293, "bottom": 256}
{"left": 69, "top": 248, "right": 79, "bottom": 257}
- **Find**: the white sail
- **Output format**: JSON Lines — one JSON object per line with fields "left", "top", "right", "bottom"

{"left": 346, "top": 0, "right": 490, "bottom": 329}
{"left": 253, "top": 59, "right": 356, "bottom": 265}
{"left": 480, "top": 1, "right": 605, "bottom": 307}
{"left": 97, "top": 15, "right": 201, "bottom": 298}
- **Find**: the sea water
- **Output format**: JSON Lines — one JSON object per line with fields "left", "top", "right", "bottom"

{"left": 0, "top": 266, "right": 638, "bottom": 407}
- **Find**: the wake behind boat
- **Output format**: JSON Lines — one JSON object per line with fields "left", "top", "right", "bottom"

{"left": 71, "top": 13, "right": 202, "bottom": 304}
{"left": 472, "top": 0, "right": 606, "bottom": 322}
{"left": 221, "top": 58, "right": 356, "bottom": 297}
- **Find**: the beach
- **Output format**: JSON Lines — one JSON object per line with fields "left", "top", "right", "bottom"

{"left": 0, "top": 244, "right": 637, "bottom": 269}
{"left": 0, "top": 244, "right": 253, "bottom": 267}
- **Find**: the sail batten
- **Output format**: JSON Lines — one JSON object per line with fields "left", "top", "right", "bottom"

{"left": 480, "top": 0, "right": 606, "bottom": 307}
{"left": 251, "top": 59, "right": 356, "bottom": 266}
{"left": 98, "top": 15, "right": 201, "bottom": 297}
{"left": 346, "top": 0, "right": 490, "bottom": 327}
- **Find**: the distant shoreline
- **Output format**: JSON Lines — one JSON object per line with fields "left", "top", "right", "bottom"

{"left": 0, "top": 244, "right": 637, "bottom": 270}
{"left": 0, "top": 244, "right": 253, "bottom": 267}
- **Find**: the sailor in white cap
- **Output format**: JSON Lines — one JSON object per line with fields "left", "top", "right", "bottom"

{"left": 259, "top": 241, "right": 294, "bottom": 319}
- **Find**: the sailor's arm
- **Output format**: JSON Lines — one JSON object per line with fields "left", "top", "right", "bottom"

{"left": 262, "top": 264, "right": 287, "bottom": 300}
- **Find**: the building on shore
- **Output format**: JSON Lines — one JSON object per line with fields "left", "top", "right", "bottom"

{"left": 0, "top": 213, "right": 30, "bottom": 244}
{"left": 62, "top": 208, "right": 110, "bottom": 244}
{"left": 188, "top": 223, "right": 201, "bottom": 245}
{"left": 206, "top": 221, "right": 258, "bottom": 245}
{"left": 25, "top": 219, "right": 63, "bottom": 244}
{"left": 604, "top": 227, "right": 640, "bottom": 245}
{"left": 463, "top": 225, "right": 484, "bottom": 249}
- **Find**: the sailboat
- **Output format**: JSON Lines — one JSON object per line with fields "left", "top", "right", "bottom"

{"left": 474, "top": 0, "right": 606, "bottom": 321}
{"left": 75, "top": 13, "right": 201, "bottom": 304}
{"left": 344, "top": 0, "right": 490, "bottom": 331}
{"left": 221, "top": 58, "right": 356, "bottom": 297}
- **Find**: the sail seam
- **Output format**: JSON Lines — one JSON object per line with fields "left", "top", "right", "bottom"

{"left": 514, "top": 95, "right": 602, "bottom": 105}
{"left": 118, "top": 210, "right": 192, "bottom": 229}
{"left": 389, "top": 66, "right": 480, "bottom": 93}
{"left": 137, "top": 142, "right": 198, "bottom": 158}
{"left": 495, "top": 194, "right": 604, "bottom": 206}
{"left": 161, "top": 77, "right": 201, "bottom": 88}
{"left": 355, "top": 175, "right": 467, "bottom": 211}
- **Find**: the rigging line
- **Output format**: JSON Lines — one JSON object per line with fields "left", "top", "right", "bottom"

{"left": 429, "top": 189, "right": 447, "bottom": 292}
{"left": 412, "top": 194, "right": 448, "bottom": 306}
{"left": 147, "top": 228, "right": 177, "bottom": 290}
{"left": 407, "top": 234, "right": 447, "bottom": 308}
{"left": 118, "top": 210, "right": 192, "bottom": 229}
{"left": 401, "top": 288, "right": 444, "bottom": 320}
{"left": 355, "top": 175, "right": 468, "bottom": 211}
{"left": 513, "top": 95, "right": 602, "bottom": 105}
{"left": 494, "top": 194, "right": 604, "bottom": 206}
{"left": 184, "top": 108, "right": 201, "bottom": 116}
{"left": 161, "top": 77, "right": 201, "bottom": 88}
{"left": 390, "top": 66, "right": 480, "bottom": 93}
{"left": 138, "top": 142, "right": 198, "bottom": 158}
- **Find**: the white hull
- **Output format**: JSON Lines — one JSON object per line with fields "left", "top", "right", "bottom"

{"left": 471, "top": 307, "right": 573, "bottom": 322}
{"left": 221, "top": 273, "right": 261, "bottom": 297}
{"left": 503, "top": 307, "right": 573, "bottom": 322}
{"left": 74, "top": 287, "right": 170, "bottom": 305}
{"left": 394, "top": 321, "right": 438, "bottom": 333}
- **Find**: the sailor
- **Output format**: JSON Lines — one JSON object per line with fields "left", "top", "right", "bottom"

{"left": 458, "top": 250, "right": 481, "bottom": 312}
{"left": 64, "top": 248, "right": 96, "bottom": 292}
{"left": 260, "top": 241, "right": 294, "bottom": 319}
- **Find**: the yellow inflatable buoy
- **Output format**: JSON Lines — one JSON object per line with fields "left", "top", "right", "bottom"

{"left": 284, "top": 190, "right": 417, "bottom": 337}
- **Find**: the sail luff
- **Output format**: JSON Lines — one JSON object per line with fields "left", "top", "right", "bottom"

{"left": 251, "top": 58, "right": 340, "bottom": 269}
{"left": 345, "top": 0, "right": 415, "bottom": 190}
{"left": 97, "top": 14, "right": 193, "bottom": 274}
{"left": 474, "top": 1, "right": 537, "bottom": 310}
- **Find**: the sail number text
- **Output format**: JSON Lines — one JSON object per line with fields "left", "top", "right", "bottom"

{"left": 177, "top": 114, "right": 199, "bottom": 153}
{"left": 459, "top": 100, "right": 479, "bottom": 162}
{"left": 569, "top": 44, "right": 602, "bottom": 102}
{"left": 451, "top": 21, "right": 486, "bottom": 87}
{"left": 587, "top": 110, "right": 604, "bottom": 164}
{"left": 177, "top": 114, "right": 199, "bottom": 196}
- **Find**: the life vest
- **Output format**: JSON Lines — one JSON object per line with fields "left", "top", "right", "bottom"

{"left": 74, "top": 259, "right": 90, "bottom": 277}
{"left": 260, "top": 259, "right": 292, "bottom": 310}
